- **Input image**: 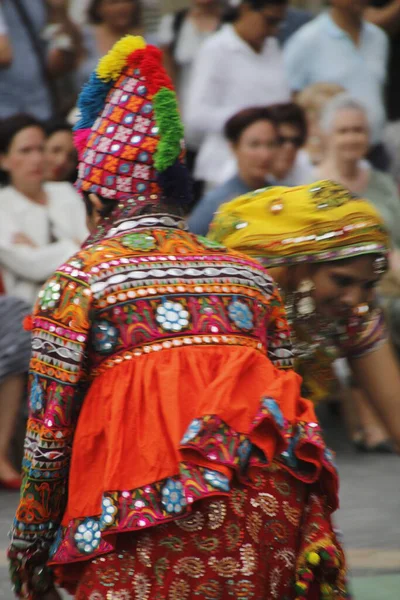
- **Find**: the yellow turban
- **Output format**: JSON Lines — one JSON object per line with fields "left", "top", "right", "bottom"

{"left": 208, "top": 181, "right": 389, "bottom": 267}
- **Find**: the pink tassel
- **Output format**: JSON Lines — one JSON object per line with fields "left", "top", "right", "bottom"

{"left": 73, "top": 128, "right": 92, "bottom": 159}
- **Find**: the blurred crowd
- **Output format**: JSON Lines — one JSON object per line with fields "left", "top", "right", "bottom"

{"left": 1, "top": 0, "right": 400, "bottom": 484}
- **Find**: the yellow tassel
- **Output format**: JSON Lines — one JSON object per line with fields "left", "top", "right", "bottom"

{"left": 96, "top": 35, "right": 146, "bottom": 82}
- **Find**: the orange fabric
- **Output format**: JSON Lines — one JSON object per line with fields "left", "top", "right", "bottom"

{"left": 63, "top": 345, "right": 317, "bottom": 523}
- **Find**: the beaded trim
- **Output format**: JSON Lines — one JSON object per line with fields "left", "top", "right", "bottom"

{"left": 91, "top": 334, "right": 266, "bottom": 377}
{"left": 258, "top": 242, "right": 388, "bottom": 268}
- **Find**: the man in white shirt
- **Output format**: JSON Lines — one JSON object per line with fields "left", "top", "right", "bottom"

{"left": 186, "top": 0, "right": 290, "bottom": 189}
{"left": 284, "top": 0, "right": 389, "bottom": 169}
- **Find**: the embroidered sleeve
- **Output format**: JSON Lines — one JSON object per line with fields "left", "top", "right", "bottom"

{"left": 266, "top": 284, "right": 294, "bottom": 370}
{"left": 345, "top": 308, "right": 388, "bottom": 359}
{"left": 8, "top": 266, "right": 92, "bottom": 594}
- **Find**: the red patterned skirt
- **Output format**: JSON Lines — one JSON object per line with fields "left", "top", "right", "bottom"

{"left": 61, "top": 466, "right": 349, "bottom": 600}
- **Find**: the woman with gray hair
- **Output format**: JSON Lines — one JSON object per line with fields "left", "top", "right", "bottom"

{"left": 316, "top": 93, "right": 400, "bottom": 452}
{"left": 315, "top": 93, "right": 400, "bottom": 248}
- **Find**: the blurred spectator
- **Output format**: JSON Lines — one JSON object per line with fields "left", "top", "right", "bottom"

{"left": 0, "top": 295, "right": 31, "bottom": 489}
{"left": 0, "top": 114, "right": 88, "bottom": 305}
{"left": 268, "top": 102, "right": 312, "bottom": 185}
{"left": 77, "top": 0, "right": 157, "bottom": 88}
{"left": 0, "top": 0, "right": 81, "bottom": 120}
{"left": 296, "top": 82, "right": 345, "bottom": 166}
{"left": 188, "top": 106, "right": 277, "bottom": 235}
{"left": 186, "top": 0, "right": 290, "bottom": 191}
{"left": 44, "top": 118, "right": 78, "bottom": 183}
{"left": 278, "top": 3, "right": 312, "bottom": 45}
{"left": 69, "top": 0, "right": 91, "bottom": 24}
{"left": 366, "top": 1, "right": 400, "bottom": 122}
{"left": 315, "top": 94, "right": 400, "bottom": 248}
{"left": 284, "top": 0, "right": 390, "bottom": 171}
{"left": 141, "top": 0, "right": 162, "bottom": 36}
{"left": 158, "top": 0, "right": 223, "bottom": 188}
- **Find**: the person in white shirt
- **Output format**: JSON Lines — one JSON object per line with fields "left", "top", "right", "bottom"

{"left": 157, "top": 0, "right": 223, "bottom": 190}
{"left": 0, "top": 114, "right": 88, "bottom": 305}
{"left": 284, "top": 0, "right": 390, "bottom": 170}
{"left": 0, "top": 114, "right": 87, "bottom": 490}
{"left": 186, "top": 0, "right": 290, "bottom": 190}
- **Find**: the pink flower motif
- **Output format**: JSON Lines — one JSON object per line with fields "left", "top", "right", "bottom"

{"left": 85, "top": 149, "right": 96, "bottom": 164}
{"left": 114, "top": 125, "right": 131, "bottom": 143}
{"left": 132, "top": 164, "right": 150, "bottom": 180}
{"left": 110, "top": 89, "right": 123, "bottom": 105}
{"left": 123, "top": 78, "right": 138, "bottom": 93}
{"left": 134, "top": 116, "right": 151, "bottom": 133}
{"left": 97, "top": 138, "right": 112, "bottom": 153}
{"left": 116, "top": 176, "right": 132, "bottom": 192}
{"left": 100, "top": 187, "right": 116, "bottom": 198}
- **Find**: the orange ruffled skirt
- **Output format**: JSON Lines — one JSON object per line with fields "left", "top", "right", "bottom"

{"left": 49, "top": 345, "right": 342, "bottom": 596}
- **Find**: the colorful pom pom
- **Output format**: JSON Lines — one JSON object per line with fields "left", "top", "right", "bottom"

{"left": 23, "top": 315, "right": 34, "bottom": 331}
{"left": 307, "top": 551, "right": 321, "bottom": 566}
{"left": 295, "top": 581, "right": 308, "bottom": 593}
{"left": 321, "top": 583, "right": 333, "bottom": 596}
{"left": 97, "top": 35, "right": 146, "bottom": 82}
{"left": 74, "top": 72, "right": 112, "bottom": 130}
{"left": 73, "top": 129, "right": 92, "bottom": 159}
{"left": 127, "top": 46, "right": 174, "bottom": 96}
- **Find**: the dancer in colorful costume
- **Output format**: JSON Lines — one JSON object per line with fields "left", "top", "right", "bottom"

{"left": 9, "top": 39, "right": 348, "bottom": 600}
{"left": 209, "top": 182, "right": 400, "bottom": 447}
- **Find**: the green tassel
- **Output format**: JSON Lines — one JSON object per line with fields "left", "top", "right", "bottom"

{"left": 153, "top": 88, "right": 184, "bottom": 172}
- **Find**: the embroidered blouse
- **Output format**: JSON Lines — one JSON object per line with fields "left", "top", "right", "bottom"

{"left": 9, "top": 214, "right": 337, "bottom": 594}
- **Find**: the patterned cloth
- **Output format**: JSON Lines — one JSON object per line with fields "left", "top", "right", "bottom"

{"left": 9, "top": 214, "right": 344, "bottom": 598}
{"left": 70, "top": 467, "right": 347, "bottom": 600}
{"left": 208, "top": 181, "right": 389, "bottom": 268}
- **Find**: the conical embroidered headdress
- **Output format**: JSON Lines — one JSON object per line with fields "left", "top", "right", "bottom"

{"left": 74, "top": 36, "right": 190, "bottom": 205}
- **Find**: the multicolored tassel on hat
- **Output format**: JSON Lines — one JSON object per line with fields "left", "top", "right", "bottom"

{"left": 73, "top": 36, "right": 191, "bottom": 205}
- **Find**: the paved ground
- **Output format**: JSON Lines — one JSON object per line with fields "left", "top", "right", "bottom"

{"left": 0, "top": 407, "right": 399, "bottom": 598}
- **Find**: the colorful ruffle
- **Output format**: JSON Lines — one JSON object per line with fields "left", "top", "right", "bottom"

{"left": 49, "top": 403, "right": 337, "bottom": 566}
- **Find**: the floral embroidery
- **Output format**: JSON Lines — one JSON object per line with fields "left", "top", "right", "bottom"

{"left": 228, "top": 300, "right": 254, "bottom": 331}
{"left": 237, "top": 439, "right": 252, "bottom": 471}
{"left": 204, "top": 469, "right": 230, "bottom": 492}
{"left": 207, "top": 501, "right": 227, "bottom": 530}
{"left": 251, "top": 493, "right": 279, "bottom": 517}
{"left": 262, "top": 398, "right": 285, "bottom": 429}
{"left": 156, "top": 300, "right": 190, "bottom": 332}
{"left": 30, "top": 375, "right": 44, "bottom": 413}
{"left": 38, "top": 279, "right": 62, "bottom": 310}
{"left": 92, "top": 321, "right": 119, "bottom": 353}
{"left": 168, "top": 579, "right": 190, "bottom": 600}
{"left": 121, "top": 232, "right": 156, "bottom": 251}
{"left": 161, "top": 479, "right": 187, "bottom": 514}
{"left": 208, "top": 555, "right": 240, "bottom": 578}
{"left": 180, "top": 418, "right": 202, "bottom": 444}
{"left": 240, "top": 543, "right": 258, "bottom": 576}
{"left": 197, "top": 235, "right": 225, "bottom": 251}
{"left": 74, "top": 519, "right": 101, "bottom": 554}
{"left": 173, "top": 557, "right": 205, "bottom": 578}
{"left": 100, "top": 497, "right": 118, "bottom": 528}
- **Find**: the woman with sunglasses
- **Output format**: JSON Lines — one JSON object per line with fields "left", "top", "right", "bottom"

{"left": 189, "top": 105, "right": 278, "bottom": 235}
{"left": 268, "top": 102, "right": 314, "bottom": 186}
